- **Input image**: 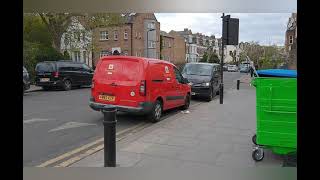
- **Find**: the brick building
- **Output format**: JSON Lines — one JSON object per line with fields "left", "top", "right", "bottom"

{"left": 160, "top": 31, "right": 174, "bottom": 63}
{"left": 92, "top": 13, "right": 160, "bottom": 66}
{"left": 169, "top": 31, "right": 187, "bottom": 65}
{"left": 285, "top": 13, "right": 297, "bottom": 69}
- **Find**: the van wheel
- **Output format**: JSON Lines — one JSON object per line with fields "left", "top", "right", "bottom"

{"left": 181, "top": 94, "right": 190, "bottom": 110}
{"left": 63, "top": 79, "right": 72, "bottom": 91}
{"left": 206, "top": 88, "right": 214, "bottom": 102}
{"left": 149, "top": 100, "right": 162, "bottom": 123}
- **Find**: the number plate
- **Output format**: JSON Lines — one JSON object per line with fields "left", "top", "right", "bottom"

{"left": 98, "top": 95, "right": 115, "bottom": 102}
{"left": 40, "top": 78, "right": 50, "bottom": 82}
{"left": 191, "top": 92, "right": 196, "bottom": 95}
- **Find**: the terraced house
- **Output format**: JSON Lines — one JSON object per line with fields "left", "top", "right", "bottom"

{"left": 92, "top": 13, "right": 160, "bottom": 67}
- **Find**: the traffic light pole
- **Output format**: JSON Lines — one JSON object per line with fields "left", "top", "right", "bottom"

{"left": 220, "top": 13, "right": 225, "bottom": 104}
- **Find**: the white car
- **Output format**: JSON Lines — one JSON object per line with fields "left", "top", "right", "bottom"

{"left": 227, "top": 65, "right": 238, "bottom": 72}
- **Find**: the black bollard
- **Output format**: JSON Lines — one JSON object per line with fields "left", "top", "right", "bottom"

{"left": 237, "top": 80, "right": 240, "bottom": 90}
{"left": 219, "top": 83, "right": 224, "bottom": 104}
{"left": 102, "top": 106, "right": 117, "bottom": 167}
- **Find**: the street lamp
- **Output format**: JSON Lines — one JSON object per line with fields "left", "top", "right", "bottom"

{"left": 147, "top": 29, "right": 155, "bottom": 58}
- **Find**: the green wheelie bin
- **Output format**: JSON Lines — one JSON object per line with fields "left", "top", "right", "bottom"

{"left": 250, "top": 69, "right": 297, "bottom": 161}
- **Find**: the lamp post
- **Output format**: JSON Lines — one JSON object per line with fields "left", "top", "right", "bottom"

{"left": 147, "top": 29, "right": 155, "bottom": 58}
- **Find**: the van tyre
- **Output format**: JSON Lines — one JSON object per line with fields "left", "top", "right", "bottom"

{"left": 63, "top": 79, "right": 72, "bottom": 91}
{"left": 181, "top": 94, "right": 190, "bottom": 110}
{"left": 206, "top": 88, "right": 214, "bottom": 102}
{"left": 252, "top": 148, "right": 264, "bottom": 161}
{"left": 149, "top": 100, "right": 162, "bottom": 123}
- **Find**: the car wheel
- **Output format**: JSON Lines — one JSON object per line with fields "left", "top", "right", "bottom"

{"left": 252, "top": 148, "right": 264, "bottom": 161}
{"left": 63, "top": 79, "right": 72, "bottom": 91}
{"left": 206, "top": 88, "right": 214, "bottom": 102}
{"left": 181, "top": 94, "right": 191, "bottom": 110}
{"left": 149, "top": 100, "right": 162, "bottom": 123}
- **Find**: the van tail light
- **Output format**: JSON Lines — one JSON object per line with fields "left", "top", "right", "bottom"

{"left": 53, "top": 72, "right": 59, "bottom": 78}
{"left": 139, "top": 80, "right": 146, "bottom": 96}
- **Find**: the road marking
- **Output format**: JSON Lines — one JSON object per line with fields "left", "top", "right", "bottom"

{"left": 37, "top": 121, "right": 146, "bottom": 167}
{"left": 23, "top": 118, "right": 54, "bottom": 124}
{"left": 48, "top": 122, "right": 97, "bottom": 132}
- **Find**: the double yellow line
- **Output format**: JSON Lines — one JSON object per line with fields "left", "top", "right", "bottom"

{"left": 37, "top": 122, "right": 147, "bottom": 167}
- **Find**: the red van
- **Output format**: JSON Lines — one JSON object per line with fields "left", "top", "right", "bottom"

{"left": 89, "top": 56, "right": 191, "bottom": 122}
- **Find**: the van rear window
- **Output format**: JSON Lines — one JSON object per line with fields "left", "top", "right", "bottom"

{"left": 98, "top": 60, "right": 141, "bottom": 81}
{"left": 36, "top": 63, "right": 55, "bottom": 72}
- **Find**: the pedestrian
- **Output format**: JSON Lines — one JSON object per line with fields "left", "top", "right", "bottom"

{"left": 250, "top": 66, "right": 254, "bottom": 77}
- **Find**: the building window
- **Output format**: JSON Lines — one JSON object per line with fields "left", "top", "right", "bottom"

{"left": 74, "top": 51, "right": 80, "bottom": 62}
{"left": 100, "top": 51, "right": 109, "bottom": 58}
{"left": 100, "top": 31, "right": 108, "bottom": 40}
{"left": 135, "top": 32, "right": 138, "bottom": 38}
{"left": 138, "top": 32, "right": 142, "bottom": 39}
{"left": 289, "top": 35, "right": 293, "bottom": 44}
{"left": 114, "top": 30, "right": 118, "bottom": 40}
{"left": 148, "top": 22, "right": 155, "bottom": 29}
{"left": 149, "top": 41, "right": 156, "bottom": 48}
{"left": 162, "top": 39, "right": 165, "bottom": 48}
{"left": 168, "top": 41, "right": 171, "bottom": 48}
{"left": 124, "top": 30, "right": 128, "bottom": 40}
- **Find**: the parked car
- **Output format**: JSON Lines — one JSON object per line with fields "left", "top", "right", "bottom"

{"left": 182, "top": 63, "right": 221, "bottom": 102}
{"left": 227, "top": 65, "right": 238, "bottom": 72}
{"left": 223, "top": 65, "right": 228, "bottom": 71}
{"left": 239, "top": 65, "right": 250, "bottom": 73}
{"left": 35, "top": 61, "right": 94, "bottom": 91}
{"left": 23, "top": 66, "right": 31, "bottom": 95}
{"left": 89, "top": 56, "right": 191, "bottom": 123}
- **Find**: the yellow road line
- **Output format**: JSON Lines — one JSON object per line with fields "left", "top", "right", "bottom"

{"left": 37, "top": 122, "right": 146, "bottom": 167}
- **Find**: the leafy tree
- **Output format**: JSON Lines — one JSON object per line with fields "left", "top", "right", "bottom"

{"left": 208, "top": 53, "right": 220, "bottom": 64}
{"left": 200, "top": 52, "right": 208, "bottom": 62}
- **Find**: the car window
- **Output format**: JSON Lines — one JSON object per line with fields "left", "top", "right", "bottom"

{"left": 174, "top": 67, "right": 184, "bottom": 84}
{"left": 82, "top": 64, "right": 91, "bottom": 71}
{"left": 183, "top": 64, "right": 212, "bottom": 76}
{"left": 36, "top": 62, "right": 56, "bottom": 72}
{"left": 72, "top": 64, "right": 83, "bottom": 71}
{"left": 58, "top": 62, "right": 73, "bottom": 71}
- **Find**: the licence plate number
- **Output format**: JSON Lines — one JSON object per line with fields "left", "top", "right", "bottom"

{"left": 191, "top": 92, "right": 196, "bottom": 95}
{"left": 98, "top": 95, "right": 115, "bottom": 102}
{"left": 40, "top": 78, "right": 50, "bottom": 82}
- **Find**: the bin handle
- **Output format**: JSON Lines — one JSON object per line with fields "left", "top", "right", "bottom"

{"left": 269, "top": 87, "right": 273, "bottom": 111}
{"left": 264, "top": 110, "right": 296, "bottom": 114}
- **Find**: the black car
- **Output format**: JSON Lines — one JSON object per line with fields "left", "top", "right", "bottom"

{"left": 182, "top": 63, "right": 221, "bottom": 102}
{"left": 23, "top": 66, "right": 31, "bottom": 95}
{"left": 35, "top": 61, "right": 94, "bottom": 91}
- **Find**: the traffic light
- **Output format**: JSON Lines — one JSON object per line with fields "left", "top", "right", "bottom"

{"left": 222, "top": 16, "right": 239, "bottom": 45}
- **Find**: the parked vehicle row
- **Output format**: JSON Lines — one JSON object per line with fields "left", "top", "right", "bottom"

{"left": 24, "top": 57, "right": 224, "bottom": 122}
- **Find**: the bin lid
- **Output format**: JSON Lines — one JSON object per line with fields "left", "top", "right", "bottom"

{"left": 256, "top": 69, "right": 297, "bottom": 78}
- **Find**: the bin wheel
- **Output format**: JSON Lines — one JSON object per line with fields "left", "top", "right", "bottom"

{"left": 252, "top": 134, "right": 257, "bottom": 145}
{"left": 252, "top": 148, "right": 264, "bottom": 161}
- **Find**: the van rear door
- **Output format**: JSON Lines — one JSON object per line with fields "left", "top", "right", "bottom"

{"left": 94, "top": 58, "right": 144, "bottom": 107}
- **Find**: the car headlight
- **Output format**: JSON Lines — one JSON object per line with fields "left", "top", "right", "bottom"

{"left": 201, "top": 82, "right": 210, "bottom": 86}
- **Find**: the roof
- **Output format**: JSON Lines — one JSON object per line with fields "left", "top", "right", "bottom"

{"left": 186, "top": 62, "right": 219, "bottom": 66}
{"left": 256, "top": 69, "right": 297, "bottom": 78}
{"left": 160, "top": 31, "right": 174, "bottom": 38}
{"left": 100, "top": 56, "right": 175, "bottom": 66}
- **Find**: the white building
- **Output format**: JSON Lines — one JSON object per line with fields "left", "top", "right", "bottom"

{"left": 60, "top": 17, "right": 93, "bottom": 67}
{"left": 223, "top": 45, "right": 240, "bottom": 63}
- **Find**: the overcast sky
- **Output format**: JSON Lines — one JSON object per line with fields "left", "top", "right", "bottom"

{"left": 155, "top": 13, "right": 292, "bottom": 46}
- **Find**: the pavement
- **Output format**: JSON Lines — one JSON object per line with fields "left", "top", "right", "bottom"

{"left": 25, "top": 85, "right": 42, "bottom": 92}
{"left": 71, "top": 74, "right": 286, "bottom": 167}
